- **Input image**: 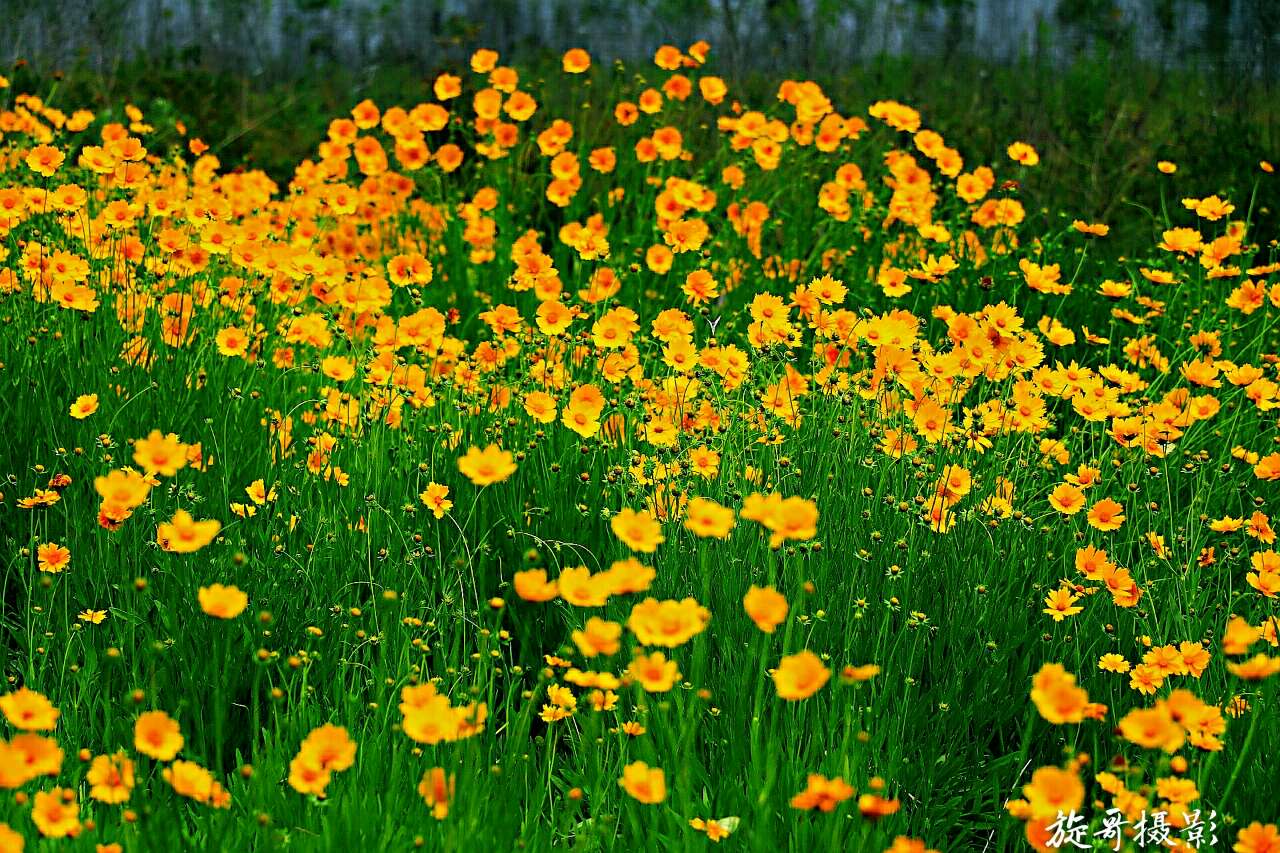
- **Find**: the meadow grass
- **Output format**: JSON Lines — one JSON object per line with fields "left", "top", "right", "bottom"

{"left": 0, "top": 41, "right": 1278, "bottom": 852}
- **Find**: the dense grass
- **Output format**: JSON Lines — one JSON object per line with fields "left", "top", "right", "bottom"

{"left": 0, "top": 41, "right": 1278, "bottom": 851}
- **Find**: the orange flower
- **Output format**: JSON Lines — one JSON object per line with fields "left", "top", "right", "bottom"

{"left": 134, "top": 710, "right": 184, "bottom": 760}
{"left": 419, "top": 482, "right": 453, "bottom": 518}
{"left": 198, "top": 583, "right": 248, "bottom": 618}
{"left": 1234, "top": 822, "right": 1280, "bottom": 853}
{"left": 790, "top": 774, "right": 854, "bottom": 811}
{"left": 132, "top": 430, "right": 189, "bottom": 476}
{"left": 627, "top": 650, "right": 680, "bottom": 692}
{"left": 1021, "top": 765, "right": 1083, "bottom": 820}
{"left": 773, "top": 650, "right": 830, "bottom": 700}
{"left": 1029, "top": 663, "right": 1089, "bottom": 724}
{"left": 457, "top": 444, "right": 517, "bottom": 486}
{"left": 683, "top": 497, "right": 736, "bottom": 538}
{"left": 513, "top": 569, "right": 558, "bottom": 603}
{"left": 86, "top": 752, "right": 135, "bottom": 804}
{"left": 1007, "top": 141, "right": 1040, "bottom": 166}
{"left": 1087, "top": 498, "right": 1126, "bottom": 531}
{"left": 627, "top": 597, "right": 710, "bottom": 648}
{"left": 25, "top": 144, "right": 66, "bottom": 177}
{"left": 31, "top": 787, "right": 80, "bottom": 838}
{"left": 36, "top": 542, "right": 71, "bottom": 573}
{"left": 0, "top": 687, "right": 60, "bottom": 731}
{"left": 157, "top": 509, "right": 221, "bottom": 553}
{"left": 743, "top": 585, "right": 788, "bottom": 633}
{"left": 419, "top": 767, "right": 455, "bottom": 818}
{"left": 619, "top": 761, "right": 666, "bottom": 804}
{"left": 610, "top": 508, "right": 665, "bottom": 553}
{"left": 69, "top": 393, "right": 99, "bottom": 419}
{"left": 562, "top": 48, "right": 591, "bottom": 74}
{"left": 1048, "top": 483, "right": 1086, "bottom": 515}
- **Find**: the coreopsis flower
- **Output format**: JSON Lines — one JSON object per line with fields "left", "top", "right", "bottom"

{"left": 132, "top": 430, "right": 189, "bottom": 476}
{"left": 0, "top": 688, "right": 60, "bottom": 730}
{"left": 420, "top": 482, "right": 453, "bottom": 518}
{"left": 31, "top": 787, "right": 79, "bottom": 838}
{"left": 859, "top": 793, "right": 901, "bottom": 819}
{"left": 198, "top": 584, "right": 248, "bottom": 619}
{"left": 157, "top": 509, "right": 221, "bottom": 553}
{"left": 163, "top": 760, "right": 230, "bottom": 807}
{"left": 300, "top": 724, "right": 357, "bottom": 772}
{"left": 134, "top": 710, "right": 184, "bottom": 760}
{"left": 288, "top": 752, "right": 331, "bottom": 797}
{"left": 513, "top": 569, "right": 558, "bottom": 602}
{"left": 1235, "top": 822, "right": 1280, "bottom": 853}
{"left": 1118, "top": 706, "right": 1185, "bottom": 752}
{"left": 610, "top": 508, "right": 665, "bottom": 553}
{"left": 841, "top": 664, "right": 881, "bottom": 683}
{"left": 95, "top": 468, "right": 152, "bottom": 516}
{"left": 419, "top": 767, "right": 455, "bottom": 819}
{"left": 683, "top": 497, "right": 736, "bottom": 538}
{"left": 69, "top": 393, "right": 98, "bottom": 419}
{"left": 773, "top": 650, "right": 830, "bottom": 700}
{"left": 0, "top": 824, "right": 22, "bottom": 850}
{"left": 627, "top": 597, "right": 710, "bottom": 647}
{"left": 571, "top": 617, "right": 622, "bottom": 657}
{"left": 1047, "top": 483, "right": 1085, "bottom": 515}
{"left": 743, "top": 585, "right": 788, "bottom": 633}
{"left": 627, "top": 650, "right": 680, "bottom": 692}
{"left": 1042, "top": 587, "right": 1083, "bottom": 622}
{"left": 619, "top": 761, "right": 666, "bottom": 804}
{"left": 1006, "top": 141, "right": 1039, "bottom": 166}
{"left": 36, "top": 542, "right": 70, "bottom": 573}
{"left": 1228, "top": 654, "right": 1280, "bottom": 680}
{"left": 457, "top": 444, "right": 516, "bottom": 486}
{"left": 1021, "top": 766, "right": 1083, "bottom": 820}
{"left": 1087, "top": 498, "right": 1126, "bottom": 531}
{"left": 86, "top": 752, "right": 135, "bottom": 804}
{"left": 689, "top": 816, "right": 736, "bottom": 841}
{"left": 289, "top": 724, "right": 357, "bottom": 796}
{"left": 3, "top": 734, "right": 63, "bottom": 782}
{"left": 562, "top": 48, "right": 590, "bottom": 73}
{"left": 25, "top": 144, "right": 66, "bottom": 177}
{"left": 1029, "top": 664, "right": 1089, "bottom": 724}
{"left": 1098, "top": 653, "right": 1130, "bottom": 673}
{"left": 741, "top": 493, "right": 818, "bottom": 547}
{"left": 790, "top": 774, "right": 854, "bottom": 811}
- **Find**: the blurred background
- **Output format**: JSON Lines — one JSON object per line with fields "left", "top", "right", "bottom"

{"left": 7, "top": 0, "right": 1278, "bottom": 79}
{"left": 5, "top": 0, "right": 1276, "bottom": 242}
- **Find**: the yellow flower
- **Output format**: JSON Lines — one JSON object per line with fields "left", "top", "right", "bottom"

{"left": 457, "top": 444, "right": 517, "bottom": 486}
{"left": 31, "top": 787, "right": 79, "bottom": 838}
{"left": 743, "top": 585, "right": 788, "bottom": 633}
{"left": 419, "top": 767, "right": 455, "bottom": 819}
{"left": 618, "top": 761, "right": 666, "bottom": 804}
{"left": 683, "top": 497, "right": 736, "bottom": 538}
{"left": 132, "top": 430, "right": 189, "bottom": 477}
{"left": 134, "top": 710, "right": 184, "bottom": 761}
{"left": 1042, "top": 587, "right": 1083, "bottom": 622}
{"left": 610, "top": 507, "right": 665, "bottom": 553}
{"left": 69, "top": 393, "right": 99, "bottom": 419}
{"left": 773, "top": 650, "right": 831, "bottom": 700}
{"left": 626, "top": 597, "right": 710, "bottom": 647}
{"left": 198, "top": 583, "right": 248, "bottom": 619}
{"left": 419, "top": 482, "right": 453, "bottom": 518}
{"left": 157, "top": 509, "right": 222, "bottom": 553}
{"left": 0, "top": 687, "right": 60, "bottom": 731}
{"left": 86, "top": 752, "right": 134, "bottom": 804}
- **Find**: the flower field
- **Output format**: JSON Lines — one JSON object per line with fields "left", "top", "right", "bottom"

{"left": 0, "top": 41, "right": 1278, "bottom": 851}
